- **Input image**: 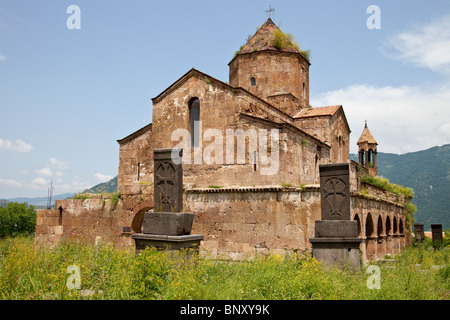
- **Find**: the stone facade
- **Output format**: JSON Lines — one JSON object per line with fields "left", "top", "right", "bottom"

{"left": 35, "top": 18, "right": 412, "bottom": 263}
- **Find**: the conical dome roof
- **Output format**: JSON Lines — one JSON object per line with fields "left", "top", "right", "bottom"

{"left": 236, "top": 18, "right": 301, "bottom": 55}
{"left": 357, "top": 122, "right": 378, "bottom": 145}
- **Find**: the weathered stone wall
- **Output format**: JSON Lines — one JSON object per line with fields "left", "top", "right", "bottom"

{"left": 294, "top": 109, "right": 350, "bottom": 164}
{"left": 186, "top": 185, "right": 321, "bottom": 260}
{"left": 229, "top": 51, "right": 310, "bottom": 110}
{"left": 117, "top": 124, "right": 154, "bottom": 213}
{"left": 351, "top": 192, "right": 410, "bottom": 262}
{"left": 35, "top": 196, "right": 134, "bottom": 250}
{"left": 149, "top": 71, "right": 330, "bottom": 188}
{"left": 35, "top": 180, "right": 411, "bottom": 263}
{"left": 185, "top": 184, "right": 410, "bottom": 261}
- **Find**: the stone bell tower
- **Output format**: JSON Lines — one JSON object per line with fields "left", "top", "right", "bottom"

{"left": 357, "top": 121, "right": 378, "bottom": 176}
{"left": 228, "top": 18, "right": 310, "bottom": 117}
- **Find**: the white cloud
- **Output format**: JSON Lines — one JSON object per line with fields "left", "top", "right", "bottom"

{"left": 32, "top": 177, "right": 47, "bottom": 186}
{"left": 0, "top": 178, "right": 22, "bottom": 188}
{"left": 312, "top": 82, "right": 450, "bottom": 154}
{"left": 0, "top": 54, "right": 5, "bottom": 62}
{"left": 312, "top": 15, "right": 450, "bottom": 155}
{"left": 94, "top": 173, "right": 113, "bottom": 183}
{"left": 0, "top": 139, "right": 33, "bottom": 153}
{"left": 49, "top": 158, "right": 68, "bottom": 170}
{"left": 36, "top": 168, "right": 53, "bottom": 177}
{"left": 384, "top": 14, "right": 450, "bottom": 73}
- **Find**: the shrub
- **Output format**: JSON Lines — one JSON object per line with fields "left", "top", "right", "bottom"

{"left": 0, "top": 202, "right": 36, "bottom": 238}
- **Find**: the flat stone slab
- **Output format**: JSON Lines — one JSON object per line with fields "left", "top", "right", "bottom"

{"left": 142, "top": 211, "right": 194, "bottom": 236}
{"left": 314, "top": 220, "right": 358, "bottom": 238}
{"left": 132, "top": 233, "right": 204, "bottom": 252}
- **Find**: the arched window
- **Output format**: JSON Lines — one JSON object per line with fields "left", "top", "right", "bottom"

{"left": 354, "top": 214, "right": 362, "bottom": 236}
{"left": 366, "top": 213, "right": 374, "bottom": 237}
{"left": 393, "top": 217, "right": 398, "bottom": 234}
{"left": 386, "top": 216, "right": 391, "bottom": 236}
{"left": 189, "top": 98, "right": 200, "bottom": 148}
{"left": 377, "top": 216, "right": 383, "bottom": 237}
{"left": 251, "top": 77, "right": 256, "bottom": 86}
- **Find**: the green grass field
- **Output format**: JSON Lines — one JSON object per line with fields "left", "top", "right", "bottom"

{"left": 0, "top": 236, "right": 448, "bottom": 300}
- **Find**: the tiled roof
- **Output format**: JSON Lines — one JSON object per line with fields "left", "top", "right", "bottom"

{"left": 294, "top": 105, "right": 341, "bottom": 118}
{"left": 237, "top": 18, "right": 301, "bottom": 55}
{"left": 357, "top": 123, "right": 378, "bottom": 145}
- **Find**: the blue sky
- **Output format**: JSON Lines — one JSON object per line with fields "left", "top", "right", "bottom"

{"left": 1, "top": 0, "right": 449, "bottom": 198}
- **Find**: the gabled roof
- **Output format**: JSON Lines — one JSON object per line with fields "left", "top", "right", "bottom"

{"left": 294, "top": 105, "right": 351, "bottom": 134}
{"left": 357, "top": 122, "right": 378, "bottom": 145}
{"left": 237, "top": 18, "right": 301, "bottom": 55}
{"left": 294, "top": 105, "right": 341, "bottom": 118}
{"left": 117, "top": 123, "right": 152, "bottom": 146}
{"left": 149, "top": 68, "right": 330, "bottom": 147}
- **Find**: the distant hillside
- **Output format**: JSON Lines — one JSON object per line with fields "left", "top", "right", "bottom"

{"left": 83, "top": 176, "right": 118, "bottom": 194}
{"left": 351, "top": 144, "right": 450, "bottom": 230}
{"left": 5, "top": 193, "right": 75, "bottom": 208}
{"left": 0, "top": 199, "right": 9, "bottom": 208}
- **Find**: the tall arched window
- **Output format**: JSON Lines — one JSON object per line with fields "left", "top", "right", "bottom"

{"left": 189, "top": 98, "right": 200, "bottom": 148}
{"left": 251, "top": 77, "right": 256, "bottom": 86}
{"left": 366, "top": 213, "right": 374, "bottom": 237}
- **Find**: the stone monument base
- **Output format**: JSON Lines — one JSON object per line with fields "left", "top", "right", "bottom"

{"left": 310, "top": 220, "right": 362, "bottom": 270}
{"left": 132, "top": 233, "right": 204, "bottom": 259}
{"left": 310, "top": 237, "right": 362, "bottom": 270}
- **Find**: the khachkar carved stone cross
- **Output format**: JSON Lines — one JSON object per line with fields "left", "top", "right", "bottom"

{"left": 154, "top": 148, "right": 183, "bottom": 212}
{"left": 431, "top": 224, "right": 443, "bottom": 243}
{"left": 319, "top": 164, "right": 350, "bottom": 220}
{"left": 133, "top": 147, "right": 203, "bottom": 255}
{"left": 413, "top": 223, "right": 425, "bottom": 242}
{"left": 322, "top": 177, "right": 348, "bottom": 219}
{"left": 310, "top": 163, "right": 361, "bottom": 270}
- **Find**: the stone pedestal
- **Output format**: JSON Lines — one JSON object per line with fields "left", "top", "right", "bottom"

{"left": 310, "top": 220, "right": 362, "bottom": 270}
{"left": 131, "top": 148, "right": 204, "bottom": 259}
{"left": 132, "top": 233, "right": 204, "bottom": 258}
{"left": 142, "top": 212, "right": 194, "bottom": 236}
{"left": 133, "top": 211, "right": 203, "bottom": 257}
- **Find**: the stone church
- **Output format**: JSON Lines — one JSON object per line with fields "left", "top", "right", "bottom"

{"left": 35, "top": 19, "right": 411, "bottom": 262}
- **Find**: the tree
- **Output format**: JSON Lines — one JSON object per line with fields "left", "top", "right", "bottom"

{"left": 0, "top": 202, "right": 36, "bottom": 238}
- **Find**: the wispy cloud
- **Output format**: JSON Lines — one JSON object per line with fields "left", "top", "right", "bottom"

{"left": 36, "top": 168, "right": 53, "bottom": 177}
{"left": 384, "top": 14, "right": 450, "bottom": 73}
{"left": 0, "top": 178, "right": 22, "bottom": 188}
{"left": 0, "top": 53, "right": 5, "bottom": 62}
{"left": 94, "top": 173, "right": 113, "bottom": 183}
{"left": 32, "top": 177, "right": 47, "bottom": 186}
{"left": 49, "top": 158, "right": 68, "bottom": 170}
{"left": 0, "top": 139, "right": 33, "bottom": 153}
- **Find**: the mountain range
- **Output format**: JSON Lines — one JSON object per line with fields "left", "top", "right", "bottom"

{"left": 350, "top": 144, "right": 450, "bottom": 230}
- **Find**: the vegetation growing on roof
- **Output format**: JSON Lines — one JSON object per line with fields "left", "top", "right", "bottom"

{"left": 271, "top": 29, "right": 311, "bottom": 62}
{"left": 360, "top": 174, "right": 414, "bottom": 199}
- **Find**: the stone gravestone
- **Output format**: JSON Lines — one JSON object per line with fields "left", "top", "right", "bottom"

{"left": 153, "top": 148, "right": 183, "bottom": 213}
{"left": 310, "top": 163, "right": 362, "bottom": 270}
{"left": 132, "top": 148, "right": 203, "bottom": 255}
{"left": 413, "top": 223, "right": 425, "bottom": 243}
{"left": 431, "top": 224, "right": 443, "bottom": 243}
